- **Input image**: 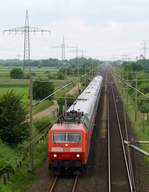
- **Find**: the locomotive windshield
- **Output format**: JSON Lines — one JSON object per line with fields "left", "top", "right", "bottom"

{"left": 53, "top": 132, "right": 81, "bottom": 143}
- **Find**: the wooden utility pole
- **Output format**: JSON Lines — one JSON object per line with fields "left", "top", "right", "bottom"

{"left": 64, "top": 86, "right": 67, "bottom": 111}
{"left": 29, "top": 76, "right": 33, "bottom": 171}
{"left": 126, "top": 72, "right": 129, "bottom": 105}
{"left": 135, "top": 78, "right": 138, "bottom": 121}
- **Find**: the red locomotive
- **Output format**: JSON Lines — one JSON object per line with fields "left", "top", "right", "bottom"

{"left": 48, "top": 76, "right": 103, "bottom": 174}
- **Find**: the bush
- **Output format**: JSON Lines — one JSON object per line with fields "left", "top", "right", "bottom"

{"left": 57, "top": 71, "right": 65, "bottom": 80}
{"left": 138, "top": 94, "right": 149, "bottom": 114}
{"left": 48, "top": 71, "right": 65, "bottom": 80}
{"left": 67, "top": 94, "right": 75, "bottom": 106}
{"left": 57, "top": 95, "right": 75, "bottom": 115}
{"left": 23, "top": 72, "right": 36, "bottom": 79}
{"left": 34, "top": 117, "right": 52, "bottom": 132}
{"left": 10, "top": 68, "right": 24, "bottom": 79}
{"left": 33, "top": 81, "right": 54, "bottom": 100}
{"left": 0, "top": 91, "right": 28, "bottom": 146}
{"left": 139, "top": 83, "right": 149, "bottom": 94}
{"left": 57, "top": 97, "right": 65, "bottom": 115}
{"left": 80, "top": 74, "right": 89, "bottom": 86}
{"left": 48, "top": 72, "right": 56, "bottom": 80}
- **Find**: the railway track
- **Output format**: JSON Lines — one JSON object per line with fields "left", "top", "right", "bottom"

{"left": 29, "top": 69, "right": 144, "bottom": 192}
{"left": 39, "top": 71, "right": 137, "bottom": 192}
{"left": 112, "top": 80, "right": 137, "bottom": 191}
{"left": 107, "top": 73, "right": 135, "bottom": 192}
{"left": 107, "top": 85, "right": 111, "bottom": 192}
{"left": 47, "top": 176, "right": 78, "bottom": 192}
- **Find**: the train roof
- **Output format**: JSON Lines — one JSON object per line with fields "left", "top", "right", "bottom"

{"left": 67, "top": 75, "right": 103, "bottom": 118}
{"left": 50, "top": 123, "right": 85, "bottom": 131}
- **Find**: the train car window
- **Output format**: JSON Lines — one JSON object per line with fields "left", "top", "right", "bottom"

{"left": 67, "top": 133, "right": 81, "bottom": 143}
{"left": 53, "top": 132, "right": 81, "bottom": 143}
{"left": 53, "top": 133, "right": 65, "bottom": 143}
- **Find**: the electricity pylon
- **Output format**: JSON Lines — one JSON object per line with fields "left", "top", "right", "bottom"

{"left": 70, "top": 46, "right": 83, "bottom": 75}
{"left": 69, "top": 46, "right": 83, "bottom": 59}
{"left": 52, "top": 36, "right": 75, "bottom": 64}
{"left": 142, "top": 41, "right": 148, "bottom": 59}
{"left": 81, "top": 49, "right": 85, "bottom": 58}
{"left": 4, "top": 10, "right": 50, "bottom": 71}
{"left": 52, "top": 36, "right": 65, "bottom": 61}
{"left": 4, "top": 10, "right": 50, "bottom": 172}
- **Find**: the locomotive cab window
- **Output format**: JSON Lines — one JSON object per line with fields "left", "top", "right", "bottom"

{"left": 53, "top": 132, "right": 81, "bottom": 143}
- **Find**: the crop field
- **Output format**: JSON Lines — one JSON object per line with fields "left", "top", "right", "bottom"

{"left": 0, "top": 66, "right": 58, "bottom": 78}
{"left": 0, "top": 66, "right": 78, "bottom": 103}
{"left": 0, "top": 67, "right": 57, "bottom": 91}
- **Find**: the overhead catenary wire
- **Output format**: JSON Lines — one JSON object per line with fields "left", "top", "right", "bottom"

{"left": 113, "top": 72, "right": 149, "bottom": 99}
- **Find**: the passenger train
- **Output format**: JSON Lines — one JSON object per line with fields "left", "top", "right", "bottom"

{"left": 48, "top": 76, "right": 103, "bottom": 174}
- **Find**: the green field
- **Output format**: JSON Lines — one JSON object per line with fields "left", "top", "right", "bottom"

{"left": 0, "top": 67, "right": 78, "bottom": 118}
{"left": 0, "top": 67, "right": 58, "bottom": 79}
{"left": 0, "top": 67, "right": 77, "bottom": 101}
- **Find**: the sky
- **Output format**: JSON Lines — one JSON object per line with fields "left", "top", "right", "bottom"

{"left": 0, "top": 0, "right": 149, "bottom": 60}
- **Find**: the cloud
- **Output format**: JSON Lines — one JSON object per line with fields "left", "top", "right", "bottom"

{"left": 0, "top": 0, "right": 149, "bottom": 59}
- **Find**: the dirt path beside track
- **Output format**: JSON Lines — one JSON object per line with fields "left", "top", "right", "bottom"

{"left": 32, "top": 101, "right": 58, "bottom": 121}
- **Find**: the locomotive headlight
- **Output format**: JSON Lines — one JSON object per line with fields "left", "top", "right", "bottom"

{"left": 53, "top": 154, "right": 57, "bottom": 158}
{"left": 76, "top": 154, "right": 80, "bottom": 158}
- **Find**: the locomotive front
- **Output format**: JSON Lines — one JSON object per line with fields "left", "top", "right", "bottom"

{"left": 48, "top": 111, "right": 87, "bottom": 174}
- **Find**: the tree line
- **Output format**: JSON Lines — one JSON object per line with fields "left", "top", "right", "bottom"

{"left": 0, "top": 57, "right": 102, "bottom": 68}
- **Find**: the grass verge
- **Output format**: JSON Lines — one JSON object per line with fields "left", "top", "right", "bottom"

{"left": 0, "top": 116, "right": 54, "bottom": 192}
{"left": 32, "top": 100, "right": 53, "bottom": 115}
{"left": 117, "top": 81, "right": 149, "bottom": 167}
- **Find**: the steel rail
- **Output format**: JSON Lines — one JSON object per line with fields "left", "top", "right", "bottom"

{"left": 123, "top": 100, "right": 136, "bottom": 192}
{"left": 111, "top": 86, "right": 134, "bottom": 192}
{"left": 107, "top": 91, "right": 111, "bottom": 192}
{"left": 71, "top": 176, "right": 78, "bottom": 192}
{"left": 48, "top": 176, "right": 58, "bottom": 192}
{"left": 47, "top": 176, "right": 78, "bottom": 192}
{"left": 112, "top": 84, "right": 136, "bottom": 192}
